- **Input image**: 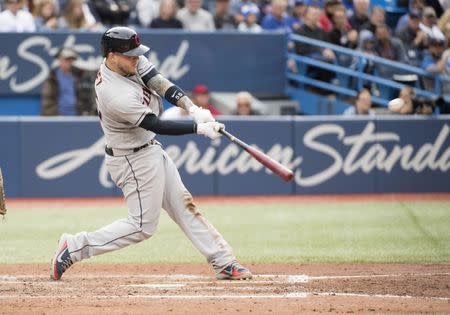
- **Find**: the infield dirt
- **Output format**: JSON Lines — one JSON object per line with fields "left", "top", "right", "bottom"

{"left": 1, "top": 263, "right": 449, "bottom": 314}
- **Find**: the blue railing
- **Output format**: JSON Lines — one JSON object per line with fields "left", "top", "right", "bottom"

{"left": 287, "top": 34, "right": 450, "bottom": 107}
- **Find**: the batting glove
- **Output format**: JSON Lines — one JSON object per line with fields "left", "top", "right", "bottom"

{"left": 197, "top": 122, "right": 224, "bottom": 140}
{"left": 189, "top": 105, "right": 215, "bottom": 123}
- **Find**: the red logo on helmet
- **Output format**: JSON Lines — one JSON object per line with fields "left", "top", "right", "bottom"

{"left": 134, "top": 34, "right": 140, "bottom": 47}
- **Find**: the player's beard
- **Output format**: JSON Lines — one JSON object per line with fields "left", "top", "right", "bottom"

{"left": 118, "top": 63, "right": 137, "bottom": 76}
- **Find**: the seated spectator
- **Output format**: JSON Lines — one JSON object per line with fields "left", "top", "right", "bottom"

{"left": 395, "top": 11, "right": 427, "bottom": 67}
{"left": 41, "top": 47, "right": 96, "bottom": 116}
{"left": 356, "top": 33, "right": 377, "bottom": 69}
{"left": 261, "top": 0, "right": 290, "bottom": 32}
{"left": 136, "top": 0, "right": 161, "bottom": 28}
{"left": 419, "top": 6, "right": 445, "bottom": 41}
{"left": 177, "top": 0, "right": 215, "bottom": 31}
{"left": 374, "top": 24, "right": 408, "bottom": 69}
{"left": 90, "top": 0, "right": 132, "bottom": 26}
{"left": 229, "top": 0, "right": 252, "bottom": 26}
{"left": 214, "top": 0, "right": 235, "bottom": 30}
{"left": 232, "top": 91, "right": 261, "bottom": 115}
{"left": 0, "top": 0, "right": 36, "bottom": 32}
{"left": 237, "top": 3, "right": 262, "bottom": 33}
{"left": 421, "top": 38, "right": 450, "bottom": 95}
{"left": 388, "top": 86, "right": 438, "bottom": 115}
{"left": 150, "top": 0, "right": 183, "bottom": 28}
{"left": 343, "top": 88, "right": 374, "bottom": 115}
{"left": 328, "top": 6, "right": 357, "bottom": 49}
{"left": 348, "top": 0, "right": 369, "bottom": 32}
{"left": 359, "top": 6, "right": 385, "bottom": 46}
{"left": 329, "top": 7, "right": 357, "bottom": 67}
{"left": 388, "top": 86, "right": 415, "bottom": 114}
{"left": 353, "top": 33, "right": 379, "bottom": 95}
{"left": 58, "top": 0, "right": 101, "bottom": 31}
{"left": 294, "top": 6, "right": 336, "bottom": 86}
{"left": 56, "top": 0, "right": 99, "bottom": 27}
{"left": 191, "top": 84, "right": 221, "bottom": 116}
{"left": 33, "top": 0, "right": 58, "bottom": 31}
{"left": 320, "top": 0, "right": 345, "bottom": 33}
{"left": 394, "top": 0, "right": 425, "bottom": 34}
{"left": 286, "top": 0, "right": 306, "bottom": 32}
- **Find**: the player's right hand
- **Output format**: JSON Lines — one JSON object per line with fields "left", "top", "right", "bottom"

{"left": 189, "top": 105, "right": 215, "bottom": 123}
{"left": 196, "top": 122, "right": 224, "bottom": 140}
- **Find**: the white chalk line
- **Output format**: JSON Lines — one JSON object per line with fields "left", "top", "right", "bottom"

{"left": 120, "top": 285, "right": 288, "bottom": 291}
{"left": 0, "top": 292, "right": 448, "bottom": 301}
{"left": 2, "top": 272, "right": 449, "bottom": 283}
{"left": 314, "top": 292, "right": 450, "bottom": 301}
{"left": 0, "top": 279, "right": 293, "bottom": 285}
{"left": 0, "top": 294, "right": 305, "bottom": 300}
{"left": 123, "top": 283, "right": 186, "bottom": 289}
{"left": 308, "top": 272, "right": 450, "bottom": 280}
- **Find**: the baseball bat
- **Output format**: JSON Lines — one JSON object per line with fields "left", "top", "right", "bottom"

{"left": 219, "top": 129, "right": 294, "bottom": 182}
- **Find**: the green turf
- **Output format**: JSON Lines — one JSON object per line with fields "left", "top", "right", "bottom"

{"left": 0, "top": 200, "right": 449, "bottom": 264}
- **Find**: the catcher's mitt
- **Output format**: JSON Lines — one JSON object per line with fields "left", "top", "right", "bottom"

{"left": 0, "top": 168, "right": 6, "bottom": 217}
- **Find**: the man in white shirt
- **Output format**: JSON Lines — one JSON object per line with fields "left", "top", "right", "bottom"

{"left": 177, "top": 0, "right": 215, "bottom": 30}
{"left": 0, "top": 0, "right": 36, "bottom": 32}
{"left": 419, "top": 6, "right": 445, "bottom": 42}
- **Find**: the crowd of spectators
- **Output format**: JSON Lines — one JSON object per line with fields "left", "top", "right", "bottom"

{"left": 1, "top": 0, "right": 446, "bottom": 36}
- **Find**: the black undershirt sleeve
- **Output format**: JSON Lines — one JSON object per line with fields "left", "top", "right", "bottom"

{"left": 139, "top": 113, "right": 197, "bottom": 135}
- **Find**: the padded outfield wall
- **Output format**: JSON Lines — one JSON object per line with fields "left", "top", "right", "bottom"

{"left": 0, "top": 116, "right": 449, "bottom": 197}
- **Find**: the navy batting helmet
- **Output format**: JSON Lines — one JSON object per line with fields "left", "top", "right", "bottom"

{"left": 101, "top": 26, "right": 149, "bottom": 57}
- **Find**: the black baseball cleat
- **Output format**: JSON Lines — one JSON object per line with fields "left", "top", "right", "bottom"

{"left": 216, "top": 261, "right": 252, "bottom": 280}
{"left": 50, "top": 234, "right": 74, "bottom": 280}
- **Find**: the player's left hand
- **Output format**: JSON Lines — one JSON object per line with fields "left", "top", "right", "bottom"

{"left": 189, "top": 105, "right": 215, "bottom": 123}
{"left": 197, "top": 122, "right": 224, "bottom": 140}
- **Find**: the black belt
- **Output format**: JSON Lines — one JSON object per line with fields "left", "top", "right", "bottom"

{"left": 105, "top": 140, "right": 156, "bottom": 157}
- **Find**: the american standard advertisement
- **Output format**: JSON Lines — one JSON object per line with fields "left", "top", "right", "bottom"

{"left": 0, "top": 117, "right": 449, "bottom": 197}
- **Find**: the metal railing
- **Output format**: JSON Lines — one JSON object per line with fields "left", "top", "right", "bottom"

{"left": 287, "top": 34, "right": 450, "bottom": 107}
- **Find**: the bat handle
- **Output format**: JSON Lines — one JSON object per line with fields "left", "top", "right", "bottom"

{"left": 219, "top": 128, "right": 246, "bottom": 149}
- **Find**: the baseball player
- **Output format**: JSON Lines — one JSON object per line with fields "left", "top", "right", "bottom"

{"left": 51, "top": 26, "right": 252, "bottom": 281}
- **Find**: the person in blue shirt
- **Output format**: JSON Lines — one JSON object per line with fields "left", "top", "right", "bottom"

{"left": 286, "top": 0, "right": 306, "bottom": 32}
{"left": 41, "top": 47, "right": 97, "bottom": 116}
{"left": 421, "top": 38, "right": 450, "bottom": 95}
{"left": 261, "top": 0, "right": 291, "bottom": 32}
{"left": 343, "top": 88, "right": 375, "bottom": 115}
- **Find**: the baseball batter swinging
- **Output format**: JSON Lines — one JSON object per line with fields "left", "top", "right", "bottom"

{"left": 51, "top": 26, "right": 252, "bottom": 281}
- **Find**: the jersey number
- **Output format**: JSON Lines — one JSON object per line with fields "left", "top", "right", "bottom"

{"left": 95, "top": 70, "right": 103, "bottom": 86}
{"left": 142, "top": 86, "right": 151, "bottom": 106}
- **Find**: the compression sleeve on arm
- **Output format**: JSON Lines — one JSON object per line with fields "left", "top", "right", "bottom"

{"left": 146, "top": 73, "right": 196, "bottom": 111}
{"left": 139, "top": 113, "right": 197, "bottom": 135}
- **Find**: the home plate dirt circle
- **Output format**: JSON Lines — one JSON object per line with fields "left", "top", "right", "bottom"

{"left": 1, "top": 263, "right": 449, "bottom": 314}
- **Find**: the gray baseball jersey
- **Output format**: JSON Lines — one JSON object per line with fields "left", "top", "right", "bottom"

{"left": 61, "top": 55, "right": 236, "bottom": 274}
{"left": 96, "top": 56, "right": 162, "bottom": 149}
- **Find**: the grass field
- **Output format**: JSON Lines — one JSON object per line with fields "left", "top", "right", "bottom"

{"left": 1, "top": 197, "right": 449, "bottom": 265}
